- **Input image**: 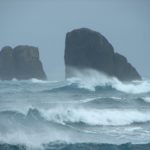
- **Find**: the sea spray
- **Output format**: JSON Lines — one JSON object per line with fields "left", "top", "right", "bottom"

{"left": 0, "top": 74, "right": 150, "bottom": 149}
{"left": 40, "top": 107, "right": 150, "bottom": 126}
{"left": 67, "top": 68, "right": 150, "bottom": 94}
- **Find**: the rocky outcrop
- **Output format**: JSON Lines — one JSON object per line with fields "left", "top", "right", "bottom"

{"left": 0, "top": 45, "right": 47, "bottom": 80}
{"left": 64, "top": 28, "right": 141, "bottom": 81}
{"left": 0, "top": 46, "right": 15, "bottom": 80}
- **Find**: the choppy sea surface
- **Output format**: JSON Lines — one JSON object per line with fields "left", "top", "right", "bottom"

{"left": 1, "top": 71, "right": 150, "bottom": 150}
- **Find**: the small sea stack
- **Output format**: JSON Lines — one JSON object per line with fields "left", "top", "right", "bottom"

{"left": 0, "top": 45, "right": 47, "bottom": 80}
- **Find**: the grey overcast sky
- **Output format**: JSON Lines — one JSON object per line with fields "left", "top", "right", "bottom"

{"left": 0, "top": 0, "right": 150, "bottom": 80}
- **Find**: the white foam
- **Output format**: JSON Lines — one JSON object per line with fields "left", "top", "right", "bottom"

{"left": 78, "top": 97, "right": 102, "bottom": 103}
{"left": 78, "top": 96, "right": 122, "bottom": 104}
{"left": 143, "top": 97, "right": 150, "bottom": 103}
{"left": 113, "top": 80, "right": 150, "bottom": 94}
{"left": 40, "top": 107, "right": 150, "bottom": 126}
{"left": 1, "top": 107, "right": 150, "bottom": 147}
{"left": 110, "top": 97, "right": 122, "bottom": 100}
{"left": 31, "top": 78, "right": 50, "bottom": 83}
{"left": 124, "top": 127, "right": 142, "bottom": 132}
{"left": 67, "top": 68, "right": 150, "bottom": 94}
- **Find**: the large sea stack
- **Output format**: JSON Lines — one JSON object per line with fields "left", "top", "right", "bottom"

{"left": 0, "top": 45, "right": 47, "bottom": 80}
{"left": 64, "top": 28, "right": 141, "bottom": 81}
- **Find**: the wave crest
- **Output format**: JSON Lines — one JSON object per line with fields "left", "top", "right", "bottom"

{"left": 40, "top": 107, "right": 150, "bottom": 126}
{"left": 66, "top": 69, "right": 150, "bottom": 94}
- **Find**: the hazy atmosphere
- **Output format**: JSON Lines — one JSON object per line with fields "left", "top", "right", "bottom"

{"left": 0, "top": 0, "right": 150, "bottom": 80}
{"left": 1, "top": 1, "right": 150, "bottom": 150}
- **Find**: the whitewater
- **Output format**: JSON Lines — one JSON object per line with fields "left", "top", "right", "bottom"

{"left": 0, "top": 70, "right": 150, "bottom": 150}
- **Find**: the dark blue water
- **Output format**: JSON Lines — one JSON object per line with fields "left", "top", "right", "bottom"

{"left": 0, "top": 72, "right": 150, "bottom": 150}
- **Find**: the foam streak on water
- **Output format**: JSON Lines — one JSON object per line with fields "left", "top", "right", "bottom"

{"left": 0, "top": 69, "right": 150, "bottom": 149}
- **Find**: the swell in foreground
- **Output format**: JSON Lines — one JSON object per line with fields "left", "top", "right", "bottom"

{"left": 0, "top": 70, "right": 150, "bottom": 150}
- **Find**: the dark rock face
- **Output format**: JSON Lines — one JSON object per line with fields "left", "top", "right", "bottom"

{"left": 0, "top": 45, "right": 47, "bottom": 80}
{"left": 65, "top": 28, "right": 141, "bottom": 81}
{"left": 0, "top": 46, "right": 15, "bottom": 80}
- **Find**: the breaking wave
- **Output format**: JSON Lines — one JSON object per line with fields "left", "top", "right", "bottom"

{"left": 40, "top": 107, "right": 150, "bottom": 126}
{"left": 143, "top": 97, "right": 150, "bottom": 103}
{"left": 1, "top": 69, "right": 150, "bottom": 94}
{"left": 1, "top": 69, "right": 150, "bottom": 149}
{"left": 65, "top": 69, "right": 150, "bottom": 94}
{"left": 1, "top": 107, "right": 150, "bottom": 148}
{"left": 2, "top": 107, "right": 149, "bottom": 127}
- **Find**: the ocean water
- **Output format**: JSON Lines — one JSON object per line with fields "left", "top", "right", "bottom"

{"left": 0, "top": 70, "right": 150, "bottom": 150}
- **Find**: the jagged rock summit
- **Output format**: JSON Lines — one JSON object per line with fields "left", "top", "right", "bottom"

{"left": 65, "top": 28, "right": 141, "bottom": 81}
{"left": 0, "top": 45, "right": 47, "bottom": 80}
